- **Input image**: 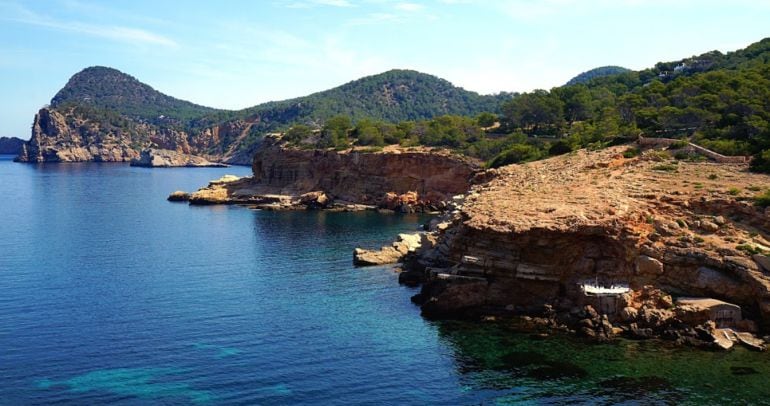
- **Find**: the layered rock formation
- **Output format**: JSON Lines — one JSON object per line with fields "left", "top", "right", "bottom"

{"left": 16, "top": 108, "right": 139, "bottom": 162}
{"left": 130, "top": 148, "right": 227, "bottom": 168}
{"left": 187, "top": 138, "right": 479, "bottom": 211}
{"left": 14, "top": 107, "right": 254, "bottom": 164}
{"left": 403, "top": 145, "right": 770, "bottom": 346}
{"left": 250, "top": 141, "right": 477, "bottom": 205}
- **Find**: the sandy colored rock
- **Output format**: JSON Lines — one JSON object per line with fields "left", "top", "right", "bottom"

{"left": 407, "top": 145, "right": 770, "bottom": 332}
{"left": 167, "top": 191, "right": 190, "bottom": 202}
{"left": 130, "top": 148, "right": 226, "bottom": 167}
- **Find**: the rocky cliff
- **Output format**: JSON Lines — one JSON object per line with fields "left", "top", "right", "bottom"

{"left": 402, "top": 145, "right": 770, "bottom": 346}
{"left": 16, "top": 66, "right": 504, "bottom": 165}
{"left": 130, "top": 148, "right": 227, "bottom": 167}
{"left": 14, "top": 107, "right": 256, "bottom": 164}
{"left": 186, "top": 138, "right": 479, "bottom": 210}
{"left": 251, "top": 140, "right": 478, "bottom": 204}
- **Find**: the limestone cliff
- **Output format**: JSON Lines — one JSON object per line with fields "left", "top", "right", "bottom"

{"left": 405, "top": 145, "right": 770, "bottom": 340}
{"left": 130, "top": 148, "right": 227, "bottom": 167}
{"left": 250, "top": 140, "right": 477, "bottom": 204}
{"left": 187, "top": 138, "right": 479, "bottom": 209}
{"left": 14, "top": 107, "right": 255, "bottom": 164}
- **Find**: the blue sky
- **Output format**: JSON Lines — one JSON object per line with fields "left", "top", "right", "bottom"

{"left": 0, "top": 0, "right": 768, "bottom": 138}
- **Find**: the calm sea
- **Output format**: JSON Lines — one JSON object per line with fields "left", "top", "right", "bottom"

{"left": 1, "top": 155, "right": 769, "bottom": 405}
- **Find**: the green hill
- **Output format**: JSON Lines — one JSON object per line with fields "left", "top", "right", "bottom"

{"left": 565, "top": 66, "right": 630, "bottom": 86}
{"left": 51, "top": 66, "right": 220, "bottom": 125}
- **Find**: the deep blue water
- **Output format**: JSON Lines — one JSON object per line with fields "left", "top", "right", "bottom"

{"left": 2, "top": 155, "right": 770, "bottom": 405}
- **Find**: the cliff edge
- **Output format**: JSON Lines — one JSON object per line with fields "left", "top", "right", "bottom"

{"left": 186, "top": 137, "right": 479, "bottom": 211}
{"left": 404, "top": 145, "right": 770, "bottom": 347}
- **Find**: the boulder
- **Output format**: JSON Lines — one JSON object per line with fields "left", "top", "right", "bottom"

{"left": 353, "top": 247, "right": 402, "bottom": 266}
{"left": 353, "top": 233, "right": 428, "bottom": 266}
{"left": 635, "top": 255, "right": 664, "bottom": 275}
{"left": 299, "top": 191, "right": 330, "bottom": 209}
{"left": 167, "top": 191, "right": 190, "bottom": 202}
{"left": 752, "top": 254, "right": 770, "bottom": 273}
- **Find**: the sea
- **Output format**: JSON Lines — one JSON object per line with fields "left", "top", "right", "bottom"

{"left": 1, "top": 154, "right": 769, "bottom": 405}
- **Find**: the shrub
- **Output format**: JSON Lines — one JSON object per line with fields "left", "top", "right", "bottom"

{"left": 651, "top": 163, "right": 678, "bottom": 172}
{"left": 623, "top": 147, "right": 640, "bottom": 158}
{"left": 488, "top": 144, "right": 541, "bottom": 168}
{"left": 754, "top": 190, "right": 770, "bottom": 207}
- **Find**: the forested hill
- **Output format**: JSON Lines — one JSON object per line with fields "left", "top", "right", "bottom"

{"left": 291, "top": 37, "right": 770, "bottom": 171}
{"left": 19, "top": 67, "right": 509, "bottom": 163}
{"left": 565, "top": 66, "right": 630, "bottom": 85}
{"left": 51, "top": 66, "right": 220, "bottom": 125}
{"left": 242, "top": 69, "right": 506, "bottom": 128}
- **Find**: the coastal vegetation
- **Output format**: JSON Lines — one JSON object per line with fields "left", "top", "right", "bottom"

{"left": 21, "top": 37, "right": 770, "bottom": 171}
{"left": 274, "top": 38, "right": 770, "bottom": 169}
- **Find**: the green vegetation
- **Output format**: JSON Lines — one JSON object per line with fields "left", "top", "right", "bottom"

{"left": 651, "top": 163, "right": 678, "bottom": 172}
{"left": 43, "top": 38, "right": 770, "bottom": 168}
{"left": 754, "top": 190, "right": 770, "bottom": 207}
{"left": 737, "top": 244, "right": 766, "bottom": 255}
{"left": 623, "top": 147, "right": 640, "bottom": 158}
{"left": 565, "top": 66, "right": 631, "bottom": 86}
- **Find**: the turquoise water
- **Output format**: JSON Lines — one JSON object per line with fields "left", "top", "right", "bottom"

{"left": 1, "top": 155, "right": 770, "bottom": 405}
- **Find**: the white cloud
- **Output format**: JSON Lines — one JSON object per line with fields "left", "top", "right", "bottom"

{"left": 1, "top": 2, "right": 177, "bottom": 47}
{"left": 395, "top": 2, "right": 424, "bottom": 11}
{"left": 312, "top": 0, "right": 355, "bottom": 7}
{"left": 347, "top": 12, "right": 401, "bottom": 25}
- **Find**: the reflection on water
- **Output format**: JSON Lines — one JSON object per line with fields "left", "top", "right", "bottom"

{"left": 436, "top": 320, "right": 770, "bottom": 404}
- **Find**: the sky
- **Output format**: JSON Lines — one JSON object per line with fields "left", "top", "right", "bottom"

{"left": 0, "top": 0, "right": 768, "bottom": 138}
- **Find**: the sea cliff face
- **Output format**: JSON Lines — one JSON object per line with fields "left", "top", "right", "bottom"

{"left": 186, "top": 138, "right": 479, "bottom": 210}
{"left": 251, "top": 141, "right": 477, "bottom": 204}
{"left": 14, "top": 107, "right": 256, "bottom": 164}
{"left": 402, "top": 145, "right": 770, "bottom": 347}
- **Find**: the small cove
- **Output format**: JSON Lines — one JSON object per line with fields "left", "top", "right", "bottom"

{"left": 1, "top": 155, "right": 769, "bottom": 404}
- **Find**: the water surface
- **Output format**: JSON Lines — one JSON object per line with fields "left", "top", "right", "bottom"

{"left": 1, "top": 155, "right": 769, "bottom": 404}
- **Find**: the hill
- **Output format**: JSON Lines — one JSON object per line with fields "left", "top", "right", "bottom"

{"left": 17, "top": 67, "right": 506, "bottom": 164}
{"left": 0, "top": 137, "right": 24, "bottom": 155}
{"left": 565, "top": 66, "right": 630, "bottom": 85}
{"left": 50, "top": 67, "right": 219, "bottom": 125}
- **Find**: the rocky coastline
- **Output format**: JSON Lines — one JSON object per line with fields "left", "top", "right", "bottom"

{"left": 14, "top": 107, "right": 257, "bottom": 164}
{"left": 361, "top": 145, "right": 770, "bottom": 350}
{"left": 130, "top": 148, "right": 227, "bottom": 168}
{"left": 178, "top": 137, "right": 479, "bottom": 212}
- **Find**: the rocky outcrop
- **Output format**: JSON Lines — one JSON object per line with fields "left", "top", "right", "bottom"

{"left": 15, "top": 108, "right": 139, "bottom": 162}
{"left": 250, "top": 139, "right": 478, "bottom": 205}
{"left": 402, "top": 145, "right": 770, "bottom": 346}
{"left": 14, "top": 107, "right": 256, "bottom": 164}
{"left": 186, "top": 137, "right": 479, "bottom": 210}
{"left": 130, "top": 148, "right": 226, "bottom": 168}
{"left": 0, "top": 137, "right": 24, "bottom": 155}
{"left": 353, "top": 233, "right": 430, "bottom": 266}
{"left": 167, "top": 191, "right": 191, "bottom": 202}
